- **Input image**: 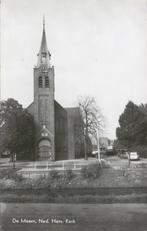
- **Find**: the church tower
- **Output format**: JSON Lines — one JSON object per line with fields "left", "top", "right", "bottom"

{"left": 33, "top": 18, "right": 55, "bottom": 160}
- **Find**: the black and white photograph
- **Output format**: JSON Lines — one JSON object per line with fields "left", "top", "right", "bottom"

{"left": 0, "top": 0, "right": 147, "bottom": 230}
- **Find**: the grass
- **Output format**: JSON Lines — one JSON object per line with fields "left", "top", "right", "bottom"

{"left": 0, "top": 191, "right": 147, "bottom": 203}
{"left": 1, "top": 164, "right": 147, "bottom": 190}
{"left": 0, "top": 165, "right": 147, "bottom": 203}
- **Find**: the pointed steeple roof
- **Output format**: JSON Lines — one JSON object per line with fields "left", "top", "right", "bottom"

{"left": 37, "top": 17, "right": 51, "bottom": 68}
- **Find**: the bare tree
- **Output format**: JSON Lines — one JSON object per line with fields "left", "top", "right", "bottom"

{"left": 78, "top": 95, "right": 105, "bottom": 160}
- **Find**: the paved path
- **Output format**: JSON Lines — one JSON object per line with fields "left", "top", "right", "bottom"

{"left": 0, "top": 203, "right": 147, "bottom": 231}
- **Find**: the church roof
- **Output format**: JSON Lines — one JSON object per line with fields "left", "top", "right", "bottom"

{"left": 37, "top": 17, "right": 51, "bottom": 68}
{"left": 66, "top": 107, "right": 80, "bottom": 118}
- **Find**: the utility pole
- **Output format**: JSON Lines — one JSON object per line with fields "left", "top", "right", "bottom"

{"left": 84, "top": 127, "right": 87, "bottom": 160}
{"left": 96, "top": 129, "right": 101, "bottom": 163}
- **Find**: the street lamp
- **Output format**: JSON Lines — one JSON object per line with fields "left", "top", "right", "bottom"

{"left": 84, "top": 127, "right": 87, "bottom": 160}
{"left": 96, "top": 129, "right": 101, "bottom": 163}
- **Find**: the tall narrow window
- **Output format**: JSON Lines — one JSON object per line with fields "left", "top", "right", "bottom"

{"left": 42, "top": 51, "right": 47, "bottom": 57}
{"left": 38, "top": 76, "right": 43, "bottom": 88}
{"left": 45, "top": 76, "right": 49, "bottom": 88}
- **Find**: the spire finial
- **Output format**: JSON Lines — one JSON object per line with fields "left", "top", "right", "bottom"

{"left": 43, "top": 14, "right": 45, "bottom": 30}
{"left": 37, "top": 17, "right": 51, "bottom": 68}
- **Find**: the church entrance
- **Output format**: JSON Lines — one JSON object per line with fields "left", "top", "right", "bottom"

{"left": 38, "top": 139, "right": 52, "bottom": 160}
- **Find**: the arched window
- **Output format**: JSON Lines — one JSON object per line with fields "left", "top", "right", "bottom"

{"left": 42, "top": 51, "right": 47, "bottom": 58}
{"left": 38, "top": 76, "right": 43, "bottom": 88}
{"left": 45, "top": 76, "right": 49, "bottom": 88}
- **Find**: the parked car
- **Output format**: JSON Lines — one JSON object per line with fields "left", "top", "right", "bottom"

{"left": 106, "top": 146, "right": 114, "bottom": 155}
{"left": 118, "top": 150, "right": 129, "bottom": 159}
{"left": 129, "top": 152, "right": 140, "bottom": 161}
{"left": 1, "top": 150, "right": 10, "bottom": 158}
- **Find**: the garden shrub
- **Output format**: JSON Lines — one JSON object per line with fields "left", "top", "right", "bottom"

{"left": 63, "top": 169, "right": 75, "bottom": 182}
{"left": 9, "top": 172, "right": 24, "bottom": 182}
{"left": 48, "top": 170, "right": 60, "bottom": 180}
{"left": 31, "top": 175, "right": 51, "bottom": 189}
{"left": 47, "top": 170, "right": 75, "bottom": 189}
{"left": 0, "top": 178, "right": 16, "bottom": 189}
{"left": 0, "top": 169, "right": 10, "bottom": 179}
{"left": 17, "top": 178, "right": 33, "bottom": 189}
{"left": 100, "top": 159, "right": 111, "bottom": 168}
{"left": 81, "top": 162, "right": 102, "bottom": 179}
{"left": 0, "top": 169, "right": 24, "bottom": 182}
{"left": 134, "top": 145, "right": 147, "bottom": 158}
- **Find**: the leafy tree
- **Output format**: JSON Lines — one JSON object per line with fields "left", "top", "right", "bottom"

{"left": 0, "top": 98, "right": 36, "bottom": 160}
{"left": 116, "top": 101, "right": 147, "bottom": 151}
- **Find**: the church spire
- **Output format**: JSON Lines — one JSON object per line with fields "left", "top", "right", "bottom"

{"left": 37, "top": 16, "right": 51, "bottom": 68}
{"left": 43, "top": 14, "right": 45, "bottom": 31}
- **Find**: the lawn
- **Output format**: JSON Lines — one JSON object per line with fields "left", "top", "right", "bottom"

{"left": 0, "top": 160, "right": 147, "bottom": 203}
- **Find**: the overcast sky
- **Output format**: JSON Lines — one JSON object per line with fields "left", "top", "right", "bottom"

{"left": 1, "top": 0, "right": 147, "bottom": 139}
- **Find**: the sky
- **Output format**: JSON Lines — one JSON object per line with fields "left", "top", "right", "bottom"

{"left": 1, "top": 0, "right": 147, "bottom": 139}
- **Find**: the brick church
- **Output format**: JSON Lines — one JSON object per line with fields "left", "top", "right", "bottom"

{"left": 27, "top": 20, "right": 83, "bottom": 161}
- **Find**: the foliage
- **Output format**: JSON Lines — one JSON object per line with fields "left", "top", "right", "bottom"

{"left": 0, "top": 98, "right": 36, "bottom": 160}
{"left": 100, "top": 159, "right": 111, "bottom": 168}
{"left": 116, "top": 101, "right": 147, "bottom": 156}
{"left": 48, "top": 170, "right": 60, "bottom": 180}
{"left": 133, "top": 145, "right": 147, "bottom": 158}
{"left": 0, "top": 169, "right": 24, "bottom": 182}
{"left": 63, "top": 169, "right": 75, "bottom": 181}
{"left": 32, "top": 175, "right": 51, "bottom": 189}
{"left": 46, "top": 169, "right": 75, "bottom": 189}
{"left": 81, "top": 162, "right": 102, "bottom": 179}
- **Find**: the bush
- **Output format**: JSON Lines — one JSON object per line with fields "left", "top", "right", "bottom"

{"left": 10, "top": 172, "right": 24, "bottom": 182}
{"left": 48, "top": 170, "right": 60, "bottom": 180}
{"left": 63, "top": 169, "right": 75, "bottom": 182}
{"left": 0, "top": 169, "right": 10, "bottom": 179}
{"left": 44, "top": 170, "right": 75, "bottom": 189}
{"left": 32, "top": 175, "right": 50, "bottom": 189}
{"left": 100, "top": 159, "right": 111, "bottom": 168}
{"left": 18, "top": 178, "right": 33, "bottom": 189}
{"left": 81, "top": 162, "right": 102, "bottom": 179}
{"left": 134, "top": 145, "right": 147, "bottom": 158}
{"left": 0, "top": 169, "right": 24, "bottom": 182}
{"left": 0, "top": 179, "right": 16, "bottom": 189}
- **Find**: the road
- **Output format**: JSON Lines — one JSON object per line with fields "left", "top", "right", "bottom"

{"left": 0, "top": 203, "right": 147, "bottom": 231}
{"left": 105, "top": 156, "right": 147, "bottom": 169}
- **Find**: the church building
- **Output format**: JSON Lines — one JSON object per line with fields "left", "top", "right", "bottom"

{"left": 27, "top": 20, "right": 83, "bottom": 161}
